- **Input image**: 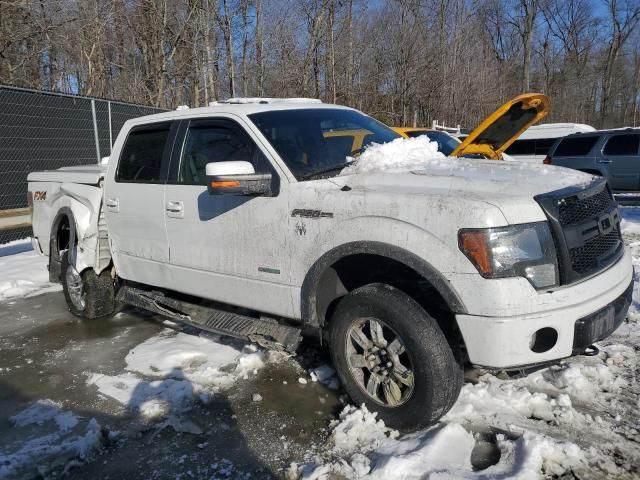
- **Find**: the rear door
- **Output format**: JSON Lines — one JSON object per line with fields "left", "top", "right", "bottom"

{"left": 104, "top": 121, "right": 178, "bottom": 285}
{"left": 163, "top": 116, "right": 294, "bottom": 317}
{"left": 601, "top": 133, "right": 640, "bottom": 191}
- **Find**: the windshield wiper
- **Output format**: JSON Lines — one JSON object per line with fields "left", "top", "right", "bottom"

{"left": 300, "top": 160, "right": 355, "bottom": 181}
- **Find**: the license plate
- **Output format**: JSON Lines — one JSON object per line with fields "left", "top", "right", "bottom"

{"left": 589, "top": 305, "right": 615, "bottom": 340}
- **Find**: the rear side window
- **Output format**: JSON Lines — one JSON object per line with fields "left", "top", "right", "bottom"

{"left": 553, "top": 136, "right": 598, "bottom": 157}
{"left": 603, "top": 134, "right": 640, "bottom": 156}
{"left": 534, "top": 138, "right": 555, "bottom": 155}
{"left": 506, "top": 139, "right": 535, "bottom": 155}
{"left": 116, "top": 124, "right": 171, "bottom": 182}
{"left": 506, "top": 138, "right": 556, "bottom": 156}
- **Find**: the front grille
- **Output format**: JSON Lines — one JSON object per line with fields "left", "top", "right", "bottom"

{"left": 569, "top": 227, "right": 621, "bottom": 274}
{"left": 559, "top": 187, "right": 612, "bottom": 225}
{"left": 535, "top": 179, "right": 624, "bottom": 285}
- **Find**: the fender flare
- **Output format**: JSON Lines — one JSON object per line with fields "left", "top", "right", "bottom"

{"left": 48, "top": 207, "right": 77, "bottom": 283}
{"left": 300, "top": 241, "right": 467, "bottom": 326}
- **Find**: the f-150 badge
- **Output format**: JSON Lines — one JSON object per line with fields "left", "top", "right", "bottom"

{"left": 291, "top": 209, "right": 333, "bottom": 218}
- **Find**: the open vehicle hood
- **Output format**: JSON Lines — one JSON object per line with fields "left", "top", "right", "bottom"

{"left": 451, "top": 93, "right": 549, "bottom": 160}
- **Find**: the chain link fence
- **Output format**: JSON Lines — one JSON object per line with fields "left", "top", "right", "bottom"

{"left": 0, "top": 85, "right": 165, "bottom": 244}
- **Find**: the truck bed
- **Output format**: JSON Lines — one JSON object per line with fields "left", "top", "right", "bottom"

{"left": 27, "top": 164, "right": 107, "bottom": 185}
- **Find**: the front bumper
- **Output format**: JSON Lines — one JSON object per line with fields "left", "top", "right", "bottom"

{"left": 455, "top": 249, "right": 634, "bottom": 368}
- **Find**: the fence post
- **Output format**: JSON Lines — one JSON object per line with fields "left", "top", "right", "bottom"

{"left": 108, "top": 100, "right": 113, "bottom": 154}
{"left": 90, "top": 99, "right": 101, "bottom": 164}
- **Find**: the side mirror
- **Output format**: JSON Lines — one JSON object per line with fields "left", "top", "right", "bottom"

{"left": 206, "top": 161, "right": 272, "bottom": 196}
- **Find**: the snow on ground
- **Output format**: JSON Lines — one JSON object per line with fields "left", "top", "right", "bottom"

{"left": 0, "top": 400, "right": 103, "bottom": 479}
{"left": 87, "top": 329, "right": 277, "bottom": 422}
{"left": 0, "top": 239, "right": 60, "bottom": 301}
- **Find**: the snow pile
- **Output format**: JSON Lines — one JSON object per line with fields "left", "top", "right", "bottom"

{"left": 88, "top": 330, "right": 273, "bottom": 421}
{"left": 0, "top": 239, "right": 60, "bottom": 301}
{"left": 339, "top": 136, "right": 593, "bottom": 184}
{"left": 621, "top": 207, "right": 640, "bottom": 236}
{"left": 1, "top": 400, "right": 103, "bottom": 478}
{"left": 341, "top": 136, "right": 447, "bottom": 176}
{"left": 297, "top": 405, "right": 585, "bottom": 480}
{"left": 11, "top": 399, "right": 79, "bottom": 433}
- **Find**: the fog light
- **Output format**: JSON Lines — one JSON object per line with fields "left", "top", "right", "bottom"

{"left": 525, "top": 264, "right": 556, "bottom": 289}
{"left": 530, "top": 327, "right": 558, "bottom": 353}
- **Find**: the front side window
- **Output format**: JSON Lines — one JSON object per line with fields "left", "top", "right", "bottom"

{"left": 177, "top": 121, "right": 271, "bottom": 185}
{"left": 603, "top": 134, "right": 640, "bottom": 156}
{"left": 116, "top": 123, "right": 171, "bottom": 182}
{"left": 249, "top": 108, "right": 400, "bottom": 180}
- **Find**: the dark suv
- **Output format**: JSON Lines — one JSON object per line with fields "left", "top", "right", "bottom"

{"left": 545, "top": 128, "right": 640, "bottom": 191}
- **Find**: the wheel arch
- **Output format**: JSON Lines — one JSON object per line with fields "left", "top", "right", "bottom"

{"left": 300, "top": 241, "right": 467, "bottom": 328}
{"left": 48, "top": 207, "right": 78, "bottom": 283}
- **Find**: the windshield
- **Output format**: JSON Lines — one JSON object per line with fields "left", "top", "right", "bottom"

{"left": 249, "top": 108, "right": 400, "bottom": 180}
{"left": 406, "top": 130, "right": 460, "bottom": 156}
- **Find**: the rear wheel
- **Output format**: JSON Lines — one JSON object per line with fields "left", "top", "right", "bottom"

{"left": 329, "top": 283, "right": 463, "bottom": 431}
{"left": 61, "top": 251, "right": 115, "bottom": 319}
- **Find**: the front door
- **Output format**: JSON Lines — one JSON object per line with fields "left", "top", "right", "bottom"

{"left": 104, "top": 121, "right": 177, "bottom": 286}
{"left": 164, "top": 117, "right": 294, "bottom": 318}
{"left": 601, "top": 133, "right": 640, "bottom": 191}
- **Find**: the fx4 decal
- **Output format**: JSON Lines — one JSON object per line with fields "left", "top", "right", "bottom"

{"left": 291, "top": 209, "right": 333, "bottom": 219}
{"left": 295, "top": 221, "right": 307, "bottom": 236}
{"left": 34, "top": 191, "right": 47, "bottom": 201}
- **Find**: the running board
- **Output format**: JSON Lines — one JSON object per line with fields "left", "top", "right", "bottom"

{"left": 116, "top": 286, "right": 301, "bottom": 353}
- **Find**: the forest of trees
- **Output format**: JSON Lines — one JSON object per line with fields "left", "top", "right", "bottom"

{"left": 0, "top": 0, "right": 639, "bottom": 129}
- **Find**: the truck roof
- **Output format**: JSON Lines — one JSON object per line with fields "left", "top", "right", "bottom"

{"left": 517, "top": 123, "right": 595, "bottom": 140}
{"left": 125, "top": 99, "right": 354, "bottom": 126}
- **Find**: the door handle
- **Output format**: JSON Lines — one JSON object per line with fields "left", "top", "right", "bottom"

{"left": 105, "top": 198, "right": 119, "bottom": 212}
{"left": 597, "top": 159, "right": 612, "bottom": 164}
{"left": 166, "top": 201, "right": 184, "bottom": 213}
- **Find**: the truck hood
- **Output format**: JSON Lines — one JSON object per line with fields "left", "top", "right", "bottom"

{"left": 335, "top": 159, "right": 596, "bottom": 224}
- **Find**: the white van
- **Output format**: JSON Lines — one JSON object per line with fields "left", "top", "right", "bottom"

{"left": 505, "top": 123, "right": 596, "bottom": 164}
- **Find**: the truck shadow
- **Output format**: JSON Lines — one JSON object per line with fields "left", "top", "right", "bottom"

{"left": 197, "top": 191, "right": 252, "bottom": 221}
{"left": 0, "top": 374, "right": 274, "bottom": 479}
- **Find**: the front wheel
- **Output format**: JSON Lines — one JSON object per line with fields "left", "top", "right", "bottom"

{"left": 61, "top": 251, "right": 115, "bottom": 319}
{"left": 329, "top": 283, "right": 463, "bottom": 431}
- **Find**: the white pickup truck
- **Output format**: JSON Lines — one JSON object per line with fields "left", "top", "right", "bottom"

{"left": 27, "top": 96, "right": 633, "bottom": 430}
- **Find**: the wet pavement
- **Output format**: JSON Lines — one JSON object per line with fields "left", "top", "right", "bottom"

{"left": 0, "top": 292, "right": 343, "bottom": 479}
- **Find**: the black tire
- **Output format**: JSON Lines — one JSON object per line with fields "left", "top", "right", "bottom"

{"left": 61, "top": 251, "right": 115, "bottom": 319}
{"left": 329, "top": 283, "right": 463, "bottom": 431}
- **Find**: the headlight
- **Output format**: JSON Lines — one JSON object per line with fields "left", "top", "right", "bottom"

{"left": 458, "top": 222, "right": 558, "bottom": 289}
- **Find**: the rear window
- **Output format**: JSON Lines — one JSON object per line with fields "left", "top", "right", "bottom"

{"left": 506, "top": 138, "right": 556, "bottom": 156}
{"left": 553, "top": 136, "right": 599, "bottom": 157}
{"left": 116, "top": 124, "right": 171, "bottom": 183}
{"left": 506, "top": 139, "right": 535, "bottom": 155}
{"left": 603, "top": 134, "right": 640, "bottom": 156}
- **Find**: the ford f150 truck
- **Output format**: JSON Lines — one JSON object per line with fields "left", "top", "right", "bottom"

{"left": 27, "top": 95, "right": 633, "bottom": 430}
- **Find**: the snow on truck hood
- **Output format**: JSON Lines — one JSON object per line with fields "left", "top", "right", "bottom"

{"left": 338, "top": 136, "right": 596, "bottom": 224}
